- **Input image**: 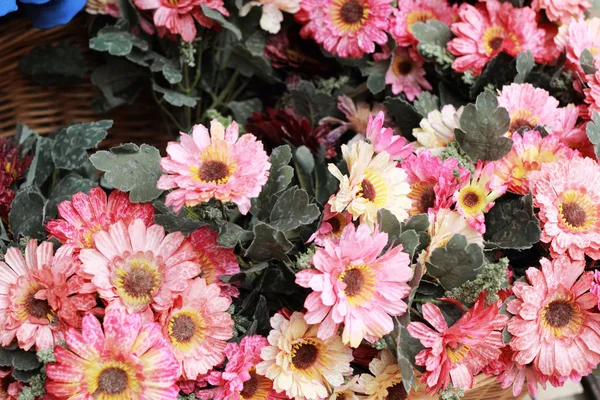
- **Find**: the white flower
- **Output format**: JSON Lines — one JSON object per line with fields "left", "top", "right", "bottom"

{"left": 412, "top": 104, "right": 463, "bottom": 156}
{"left": 239, "top": 0, "right": 300, "bottom": 34}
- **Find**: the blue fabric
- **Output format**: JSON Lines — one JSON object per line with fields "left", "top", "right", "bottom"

{"left": 22, "top": 0, "right": 86, "bottom": 28}
{"left": 19, "top": 0, "right": 53, "bottom": 5}
{"left": 0, "top": 0, "right": 19, "bottom": 17}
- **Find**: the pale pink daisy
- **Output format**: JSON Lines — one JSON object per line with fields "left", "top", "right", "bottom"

{"left": 497, "top": 83, "right": 560, "bottom": 135}
{"left": 296, "top": 223, "right": 412, "bottom": 347}
{"left": 493, "top": 130, "right": 578, "bottom": 195}
{"left": 79, "top": 219, "right": 201, "bottom": 313}
{"left": 308, "top": 202, "right": 353, "bottom": 246}
{"left": 46, "top": 304, "right": 180, "bottom": 399}
{"left": 447, "top": 0, "right": 545, "bottom": 76}
{"left": 385, "top": 47, "right": 432, "bottom": 101}
{"left": 530, "top": 156, "right": 600, "bottom": 260}
{"left": 299, "top": 0, "right": 393, "bottom": 58}
{"left": 407, "top": 293, "right": 508, "bottom": 394}
{"left": 507, "top": 256, "right": 600, "bottom": 377}
{"left": 159, "top": 278, "right": 233, "bottom": 380}
{"left": 365, "top": 111, "right": 414, "bottom": 161}
{"left": 0, "top": 240, "right": 96, "bottom": 351}
{"left": 454, "top": 161, "right": 508, "bottom": 234}
{"left": 189, "top": 226, "right": 240, "bottom": 299}
{"left": 487, "top": 346, "right": 547, "bottom": 398}
{"left": 134, "top": 0, "right": 229, "bottom": 42}
{"left": 402, "top": 151, "right": 469, "bottom": 215}
{"left": 585, "top": 69, "right": 600, "bottom": 118}
{"left": 531, "top": 0, "right": 589, "bottom": 25}
{"left": 157, "top": 120, "right": 270, "bottom": 215}
{"left": 555, "top": 17, "right": 600, "bottom": 76}
{"left": 389, "top": 0, "right": 455, "bottom": 47}
{"left": 552, "top": 104, "right": 595, "bottom": 158}
{"left": 358, "top": 350, "right": 408, "bottom": 400}
{"left": 46, "top": 187, "right": 154, "bottom": 251}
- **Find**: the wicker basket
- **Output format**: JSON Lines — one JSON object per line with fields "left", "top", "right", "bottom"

{"left": 0, "top": 15, "right": 171, "bottom": 149}
{"left": 410, "top": 372, "right": 526, "bottom": 400}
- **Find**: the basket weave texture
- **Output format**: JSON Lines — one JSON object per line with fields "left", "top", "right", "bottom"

{"left": 0, "top": 15, "right": 170, "bottom": 149}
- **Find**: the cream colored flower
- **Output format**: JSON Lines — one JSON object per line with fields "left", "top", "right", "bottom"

{"left": 257, "top": 312, "right": 353, "bottom": 400}
{"left": 85, "top": 0, "right": 117, "bottom": 14}
{"left": 328, "top": 140, "right": 412, "bottom": 228}
{"left": 239, "top": 0, "right": 300, "bottom": 33}
{"left": 329, "top": 375, "right": 366, "bottom": 400}
{"left": 359, "top": 350, "right": 406, "bottom": 400}
{"left": 412, "top": 105, "right": 463, "bottom": 156}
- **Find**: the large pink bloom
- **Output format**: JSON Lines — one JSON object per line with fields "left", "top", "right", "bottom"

{"left": 298, "top": 0, "right": 393, "bottom": 58}
{"left": 308, "top": 202, "right": 353, "bottom": 247}
{"left": 389, "top": 0, "right": 456, "bottom": 47}
{"left": 46, "top": 304, "right": 180, "bottom": 399}
{"left": 0, "top": 240, "right": 96, "bottom": 351}
{"left": 134, "top": 0, "right": 229, "bottom": 42}
{"left": 385, "top": 47, "right": 432, "bottom": 101}
{"left": 402, "top": 150, "right": 469, "bottom": 215}
{"left": 158, "top": 120, "right": 270, "bottom": 215}
{"left": 531, "top": 0, "right": 589, "bottom": 24}
{"left": 159, "top": 278, "right": 233, "bottom": 380}
{"left": 585, "top": 69, "right": 600, "bottom": 119}
{"left": 486, "top": 346, "right": 547, "bottom": 398}
{"left": 79, "top": 219, "right": 201, "bottom": 313}
{"left": 46, "top": 187, "right": 154, "bottom": 251}
{"left": 447, "top": 0, "right": 545, "bottom": 76}
{"left": 507, "top": 256, "right": 600, "bottom": 377}
{"left": 296, "top": 223, "right": 412, "bottom": 347}
{"left": 530, "top": 156, "right": 600, "bottom": 260}
{"left": 497, "top": 83, "right": 560, "bottom": 135}
{"left": 555, "top": 18, "right": 600, "bottom": 76}
{"left": 551, "top": 104, "right": 595, "bottom": 158}
{"left": 407, "top": 293, "right": 508, "bottom": 393}
{"left": 365, "top": 111, "right": 414, "bottom": 161}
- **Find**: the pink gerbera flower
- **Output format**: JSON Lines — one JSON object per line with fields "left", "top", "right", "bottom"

{"left": 0, "top": 240, "right": 96, "bottom": 351}
{"left": 552, "top": 105, "right": 595, "bottom": 158}
{"left": 402, "top": 151, "right": 469, "bottom": 215}
{"left": 189, "top": 226, "right": 240, "bottom": 299}
{"left": 389, "top": 0, "right": 455, "bottom": 47}
{"left": 296, "top": 223, "right": 412, "bottom": 347}
{"left": 497, "top": 83, "right": 560, "bottom": 135}
{"left": 46, "top": 187, "right": 154, "bottom": 251}
{"left": 585, "top": 69, "right": 600, "bottom": 118}
{"left": 159, "top": 278, "right": 233, "bottom": 380}
{"left": 365, "top": 111, "right": 414, "bottom": 161}
{"left": 487, "top": 346, "right": 547, "bottom": 398}
{"left": 79, "top": 219, "right": 201, "bottom": 313}
{"left": 555, "top": 18, "right": 600, "bottom": 75}
{"left": 133, "top": 0, "right": 229, "bottom": 42}
{"left": 385, "top": 47, "right": 432, "bottom": 101}
{"left": 157, "top": 120, "right": 271, "bottom": 215}
{"left": 407, "top": 293, "right": 508, "bottom": 394}
{"left": 531, "top": 0, "right": 589, "bottom": 25}
{"left": 204, "top": 335, "right": 281, "bottom": 400}
{"left": 454, "top": 161, "right": 507, "bottom": 234}
{"left": 507, "top": 256, "right": 600, "bottom": 377}
{"left": 308, "top": 202, "right": 353, "bottom": 246}
{"left": 447, "top": 0, "right": 545, "bottom": 76}
{"left": 530, "top": 156, "right": 600, "bottom": 260}
{"left": 493, "top": 130, "right": 578, "bottom": 195}
{"left": 299, "top": 0, "right": 393, "bottom": 58}
{"left": 46, "top": 304, "right": 180, "bottom": 399}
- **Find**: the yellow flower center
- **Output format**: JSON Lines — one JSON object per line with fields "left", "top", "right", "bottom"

{"left": 88, "top": 361, "right": 140, "bottom": 399}
{"left": 446, "top": 343, "right": 471, "bottom": 364}
{"left": 541, "top": 295, "right": 583, "bottom": 339}
{"left": 407, "top": 10, "right": 436, "bottom": 33}
{"left": 198, "top": 252, "right": 217, "bottom": 286}
{"left": 482, "top": 26, "right": 519, "bottom": 56}
{"left": 190, "top": 144, "right": 236, "bottom": 185}
{"left": 338, "top": 264, "right": 376, "bottom": 307}
{"left": 559, "top": 190, "right": 598, "bottom": 232}
{"left": 168, "top": 309, "right": 206, "bottom": 351}
{"left": 392, "top": 55, "right": 413, "bottom": 77}
{"left": 408, "top": 182, "right": 436, "bottom": 215}
{"left": 458, "top": 186, "right": 485, "bottom": 214}
{"left": 510, "top": 109, "right": 540, "bottom": 133}
{"left": 113, "top": 254, "right": 162, "bottom": 311}
{"left": 357, "top": 168, "right": 388, "bottom": 207}
{"left": 239, "top": 369, "right": 272, "bottom": 400}
{"left": 331, "top": 0, "right": 369, "bottom": 33}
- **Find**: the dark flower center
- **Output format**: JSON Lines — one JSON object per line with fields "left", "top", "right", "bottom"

{"left": 545, "top": 300, "right": 573, "bottom": 328}
{"left": 462, "top": 191, "right": 480, "bottom": 208}
{"left": 291, "top": 342, "right": 319, "bottom": 370}
{"left": 240, "top": 370, "right": 259, "bottom": 399}
{"left": 386, "top": 383, "right": 408, "bottom": 400}
{"left": 171, "top": 315, "right": 196, "bottom": 342}
{"left": 415, "top": 186, "right": 435, "bottom": 214}
{"left": 510, "top": 119, "right": 535, "bottom": 132}
{"left": 199, "top": 160, "right": 230, "bottom": 183}
{"left": 340, "top": 0, "right": 364, "bottom": 24}
{"left": 328, "top": 217, "right": 342, "bottom": 234}
{"left": 336, "top": 392, "right": 348, "bottom": 400}
{"left": 562, "top": 202, "right": 587, "bottom": 228}
{"left": 394, "top": 59, "right": 413, "bottom": 76}
{"left": 488, "top": 37, "right": 503, "bottom": 51}
{"left": 360, "top": 179, "right": 376, "bottom": 202}
{"left": 26, "top": 295, "right": 51, "bottom": 320}
{"left": 97, "top": 367, "right": 128, "bottom": 395}
{"left": 122, "top": 267, "right": 157, "bottom": 299}
{"left": 342, "top": 268, "right": 364, "bottom": 297}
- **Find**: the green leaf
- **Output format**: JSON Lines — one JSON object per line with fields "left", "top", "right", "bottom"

{"left": 90, "top": 143, "right": 164, "bottom": 202}
{"left": 378, "top": 210, "right": 429, "bottom": 256}
{"left": 514, "top": 51, "right": 534, "bottom": 84}
{"left": 152, "top": 83, "right": 198, "bottom": 108}
{"left": 12, "top": 368, "right": 38, "bottom": 383}
{"left": 201, "top": 5, "right": 242, "bottom": 40}
{"left": 455, "top": 90, "right": 512, "bottom": 161}
{"left": 360, "top": 60, "right": 390, "bottom": 95}
{"left": 245, "top": 223, "right": 293, "bottom": 261}
{"left": 46, "top": 174, "right": 97, "bottom": 218}
{"left": 153, "top": 201, "right": 203, "bottom": 234}
{"left": 229, "top": 98, "right": 262, "bottom": 125}
{"left": 398, "top": 230, "right": 420, "bottom": 260}
{"left": 396, "top": 325, "right": 423, "bottom": 393}
{"left": 581, "top": 49, "right": 597, "bottom": 75}
{"left": 314, "top": 145, "right": 339, "bottom": 205}
{"left": 9, "top": 187, "right": 46, "bottom": 239}
{"left": 484, "top": 194, "right": 541, "bottom": 250}
{"left": 217, "top": 222, "right": 252, "bottom": 247}
{"left": 469, "top": 52, "right": 516, "bottom": 97}
{"left": 230, "top": 44, "right": 276, "bottom": 83}
{"left": 588, "top": 111, "right": 600, "bottom": 158}
{"left": 91, "top": 58, "right": 146, "bottom": 111}
{"left": 19, "top": 42, "right": 86, "bottom": 85}
{"left": 413, "top": 92, "right": 440, "bottom": 117}
{"left": 403, "top": 214, "right": 429, "bottom": 232}
{"left": 378, "top": 208, "right": 402, "bottom": 246}
{"left": 384, "top": 97, "right": 423, "bottom": 139}
{"left": 14, "top": 124, "right": 38, "bottom": 156}
{"left": 89, "top": 20, "right": 149, "bottom": 56}
{"left": 148, "top": 53, "right": 182, "bottom": 84}
{"left": 289, "top": 80, "right": 337, "bottom": 126}
{"left": 412, "top": 20, "right": 452, "bottom": 46}
{"left": 23, "top": 136, "right": 54, "bottom": 187}
{"left": 426, "top": 234, "right": 485, "bottom": 290}
{"left": 269, "top": 186, "right": 320, "bottom": 231}
{"left": 251, "top": 145, "right": 294, "bottom": 219}
{"left": 0, "top": 348, "right": 41, "bottom": 372}
{"left": 51, "top": 120, "right": 113, "bottom": 170}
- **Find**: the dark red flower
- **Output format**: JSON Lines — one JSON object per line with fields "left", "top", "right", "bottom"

{"left": 264, "top": 30, "right": 334, "bottom": 75}
{"left": 0, "top": 138, "right": 32, "bottom": 221}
